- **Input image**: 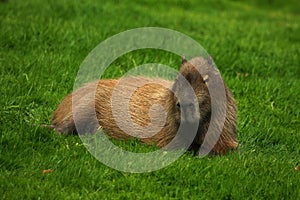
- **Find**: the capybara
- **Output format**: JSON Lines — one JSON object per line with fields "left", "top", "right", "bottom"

{"left": 52, "top": 57, "right": 238, "bottom": 155}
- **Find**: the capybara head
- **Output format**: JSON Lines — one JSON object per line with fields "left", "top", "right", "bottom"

{"left": 172, "top": 57, "right": 211, "bottom": 127}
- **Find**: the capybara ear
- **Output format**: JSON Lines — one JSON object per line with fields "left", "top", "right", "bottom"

{"left": 207, "top": 55, "right": 213, "bottom": 65}
{"left": 181, "top": 55, "right": 187, "bottom": 64}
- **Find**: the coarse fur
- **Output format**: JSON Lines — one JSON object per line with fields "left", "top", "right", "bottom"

{"left": 52, "top": 57, "right": 238, "bottom": 155}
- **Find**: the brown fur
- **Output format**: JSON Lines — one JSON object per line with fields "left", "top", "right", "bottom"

{"left": 52, "top": 57, "right": 238, "bottom": 155}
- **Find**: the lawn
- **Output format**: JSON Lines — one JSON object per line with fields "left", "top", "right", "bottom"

{"left": 1, "top": 0, "right": 299, "bottom": 199}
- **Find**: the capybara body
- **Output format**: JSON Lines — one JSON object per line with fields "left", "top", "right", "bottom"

{"left": 52, "top": 57, "right": 238, "bottom": 155}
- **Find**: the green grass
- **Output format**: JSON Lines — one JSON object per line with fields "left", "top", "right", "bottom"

{"left": 1, "top": 0, "right": 300, "bottom": 199}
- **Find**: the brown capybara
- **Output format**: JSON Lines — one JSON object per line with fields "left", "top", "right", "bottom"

{"left": 51, "top": 57, "right": 238, "bottom": 155}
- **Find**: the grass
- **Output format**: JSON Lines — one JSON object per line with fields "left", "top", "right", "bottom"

{"left": 1, "top": 0, "right": 300, "bottom": 199}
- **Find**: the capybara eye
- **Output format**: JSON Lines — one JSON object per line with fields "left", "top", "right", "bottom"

{"left": 203, "top": 75, "right": 209, "bottom": 84}
{"left": 176, "top": 102, "right": 180, "bottom": 109}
